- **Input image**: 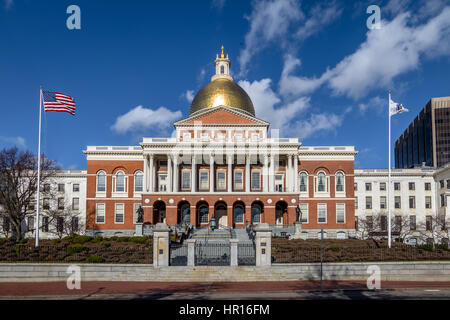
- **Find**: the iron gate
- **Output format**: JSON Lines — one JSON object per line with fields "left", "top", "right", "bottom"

{"left": 170, "top": 242, "right": 188, "bottom": 266}
{"left": 238, "top": 242, "right": 256, "bottom": 266}
{"left": 195, "top": 242, "right": 230, "bottom": 266}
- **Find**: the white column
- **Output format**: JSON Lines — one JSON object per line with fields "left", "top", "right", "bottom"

{"left": 263, "top": 155, "right": 269, "bottom": 193}
{"left": 245, "top": 154, "right": 250, "bottom": 192}
{"left": 269, "top": 155, "right": 274, "bottom": 192}
{"left": 152, "top": 160, "right": 156, "bottom": 192}
{"left": 167, "top": 156, "right": 172, "bottom": 193}
{"left": 227, "top": 154, "right": 233, "bottom": 192}
{"left": 294, "top": 154, "right": 299, "bottom": 192}
{"left": 287, "top": 155, "right": 292, "bottom": 192}
{"left": 191, "top": 155, "right": 196, "bottom": 192}
{"left": 210, "top": 154, "right": 214, "bottom": 192}
{"left": 144, "top": 155, "right": 149, "bottom": 192}
{"left": 173, "top": 156, "right": 178, "bottom": 192}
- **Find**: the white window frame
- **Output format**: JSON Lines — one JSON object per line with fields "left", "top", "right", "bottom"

{"left": 198, "top": 205, "right": 209, "bottom": 224}
{"left": 115, "top": 203, "right": 125, "bottom": 224}
{"left": 112, "top": 170, "right": 128, "bottom": 197}
{"left": 251, "top": 169, "right": 261, "bottom": 191}
{"left": 233, "top": 205, "right": 245, "bottom": 224}
{"left": 181, "top": 169, "right": 191, "bottom": 190}
{"left": 336, "top": 203, "right": 345, "bottom": 224}
{"left": 96, "top": 203, "right": 105, "bottom": 224}
{"left": 335, "top": 171, "right": 345, "bottom": 196}
{"left": 314, "top": 171, "right": 329, "bottom": 197}
{"left": 299, "top": 172, "right": 308, "bottom": 195}
{"left": 234, "top": 169, "right": 244, "bottom": 191}
{"left": 72, "top": 197, "right": 79, "bottom": 211}
{"left": 199, "top": 169, "right": 209, "bottom": 191}
{"left": 158, "top": 172, "right": 168, "bottom": 192}
{"left": 317, "top": 203, "right": 327, "bottom": 224}
{"left": 134, "top": 170, "right": 143, "bottom": 193}
{"left": 275, "top": 173, "right": 284, "bottom": 192}
{"left": 216, "top": 169, "right": 227, "bottom": 191}
{"left": 96, "top": 170, "right": 106, "bottom": 196}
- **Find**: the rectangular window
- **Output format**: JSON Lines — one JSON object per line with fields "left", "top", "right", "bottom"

{"left": 317, "top": 204, "right": 327, "bottom": 223}
{"left": 116, "top": 174, "right": 125, "bottom": 192}
{"left": 96, "top": 203, "right": 105, "bottom": 223}
{"left": 134, "top": 174, "right": 143, "bottom": 192}
{"left": 426, "top": 196, "right": 432, "bottom": 209}
{"left": 43, "top": 198, "right": 50, "bottom": 210}
{"left": 57, "top": 217, "right": 63, "bottom": 233}
{"left": 395, "top": 215, "right": 402, "bottom": 229}
{"left": 355, "top": 216, "right": 359, "bottom": 231}
{"left": 380, "top": 182, "right": 386, "bottom": 191}
{"left": 367, "top": 216, "right": 373, "bottom": 230}
{"left": 425, "top": 182, "right": 431, "bottom": 191}
{"left": 354, "top": 182, "right": 358, "bottom": 191}
{"left": 43, "top": 184, "right": 50, "bottom": 192}
{"left": 409, "top": 196, "right": 415, "bottom": 209}
{"left": 217, "top": 171, "right": 226, "bottom": 191}
{"left": 42, "top": 216, "right": 49, "bottom": 232}
{"left": 97, "top": 175, "right": 106, "bottom": 192}
{"left": 72, "top": 197, "right": 79, "bottom": 211}
{"left": 395, "top": 196, "right": 401, "bottom": 209}
{"left": 380, "top": 215, "right": 387, "bottom": 231}
{"left": 365, "top": 183, "right": 372, "bottom": 191}
{"left": 366, "top": 196, "right": 372, "bottom": 209}
{"left": 158, "top": 174, "right": 167, "bottom": 192}
{"left": 394, "top": 182, "right": 400, "bottom": 191}
{"left": 71, "top": 217, "right": 79, "bottom": 233}
{"left": 159, "top": 160, "right": 168, "bottom": 167}
{"left": 275, "top": 174, "right": 284, "bottom": 192}
{"left": 27, "top": 216, "right": 34, "bottom": 231}
{"left": 410, "top": 215, "right": 416, "bottom": 230}
{"left": 426, "top": 215, "right": 432, "bottom": 231}
{"left": 251, "top": 171, "right": 261, "bottom": 190}
{"left": 355, "top": 196, "right": 358, "bottom": 209}
{"left": 199, "top": 171, "right": 209, "bottom": 190}
{"left": 115, "top": 203, "right": 124, "bottom": 223}
{"left": 181, "top": 170, "right": 191, "bottom": 190}
{"left": 440, "top": 180, "right": 444, "bottom": 188}
{"left": 299, "top": 203, "right": 308, "bottom": 223}
{"left": 234, "top": 170, "right": 243, "bottom": 190}
{"left": 58, "top": 184, "right": 65, "bottom": 192}
{"left": 58, "top": 198, "right": 64, "bottom": 210}
{"left": 380, "top": 196, "right": 386, "bottom": 209}
{"left": 409, "top": 182, "right": 415, "bottom": 190}
{"left": 73, "top": 184, "right": 80, "bottom": 192}
{"left": 336, "top": 203, "right": 345, "bottom": 223}
{"left": 441, "top": 194, "right": 446, "bottom": 207}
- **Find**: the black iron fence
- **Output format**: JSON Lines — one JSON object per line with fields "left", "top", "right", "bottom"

{"left": 238, "top": 243, "right": 256, "bottom": 266}
{"left": 195, "top": 242, "right": 230, "bottom": 266}
{"left": 272, "top": 245, "right": 450, "bottom": 263}
{"left": 0, "top": 244, "right": 153, "bottom": 264}
{"left": 170, "top": 242, "right": 188, "bottom": 266}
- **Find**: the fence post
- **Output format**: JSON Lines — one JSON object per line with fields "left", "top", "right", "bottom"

{"left": 187, "top": 238, "right": 196, "bottom": 266}
{"left": 254, "top": 223, "right": 272, "bottom": 267}
{"left": 230, "top": 239, "right": 239, "bottom": 266}
{"left": 153, "top": 223, "right": 170, "bottom": 267}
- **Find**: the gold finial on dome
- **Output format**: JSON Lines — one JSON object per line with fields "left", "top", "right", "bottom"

{"left": 220, "top": 45, "right": 225, "bottom": 58}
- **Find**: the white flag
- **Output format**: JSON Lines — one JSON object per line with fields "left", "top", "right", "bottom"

{"left": 389, "top": 96, "right": 409, "bottom": 116}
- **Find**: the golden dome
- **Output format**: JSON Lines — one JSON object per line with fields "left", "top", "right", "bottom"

{"left": 190, "top": 78, "right": 255, "bottom": 116}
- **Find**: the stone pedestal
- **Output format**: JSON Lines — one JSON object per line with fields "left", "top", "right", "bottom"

{"left": 229, "top": 239, "right": 239, "bottom": 266}
{"left": 153, "top": 223, "right": 170, "bottom": 268}
{"left": 135, "top": 223, "right": 143, "bottom": 236}
{"left": 289, "top": 221, "right": 305, "bottom": 239}
{"left": 186, "top": 239, "right": 196, "bottom": 266}
{"left": 254, "top": 223, "right": 272, "bottom": 267}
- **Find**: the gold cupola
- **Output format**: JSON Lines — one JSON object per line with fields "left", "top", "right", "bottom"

{"left": 189, "top": 46, "right": 255, "bottom": 117}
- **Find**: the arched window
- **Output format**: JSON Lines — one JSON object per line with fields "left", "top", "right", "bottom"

{"left": 317, "top": 172, "right": 326, "bottom": 192}
{"left": 97, "top": 171, "right": 106, "bottom": 192}
{"left": 299, "top": 172, "right": 308, "bottom": 192}
{"left": 336, "top": 171, "right": 344, "bottom": 192}
{"left": 181, "top": 203, "right": 190, "bottom": 224}
{"left": 251, "top": 204, "right": 262, "bottom": 224}
{"left": 233, "top": 204, "right": 244, "bottom": 224}
{"left": 220, "top": 65, "right": 225, "bottom": 74}
{"left": 198, "top": 205, "right": 209, "bottom": 224}
{"left": 115, "top": 171, "right": 125, "bottom": 192}
{"left": 134, "top": 171, "right": 143, "bottom": 192}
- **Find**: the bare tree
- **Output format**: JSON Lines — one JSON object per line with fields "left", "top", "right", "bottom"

{"left": 355, "top": 215, "right": 375, "bottom": 240}
{"left": 418, "top": 213, "right": 450, "bottom": 248}
{"left": 42, "top": 199, "right": 85, "bottom": 239}
{"left": 0, "top": 147, "right": 59, "bottom": 240}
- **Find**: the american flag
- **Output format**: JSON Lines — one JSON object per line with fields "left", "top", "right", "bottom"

{"left": 42, "top": 91, "right": 76, "bottom": 115}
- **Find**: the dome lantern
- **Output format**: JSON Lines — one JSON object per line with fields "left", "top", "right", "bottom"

{"left": 211, "top": 45, "right": 232, "bottom": 82}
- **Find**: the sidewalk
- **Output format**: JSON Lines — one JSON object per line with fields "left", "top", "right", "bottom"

{"left": 1, "top": 281, "right": 450, "bottom": 299}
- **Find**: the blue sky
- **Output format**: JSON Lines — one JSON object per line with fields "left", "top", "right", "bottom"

{"left": 1, "top": 0, "right": 449, "bottom": 170}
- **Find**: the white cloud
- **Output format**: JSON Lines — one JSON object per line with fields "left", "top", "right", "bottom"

{"left": 212, "top": 0, "right": 226, "bottom": 10}
{"left": 3, "top": 0, "right": 13, "bottom": 10}
{"left": 294, "top": 112, "right": 343, "bottom": 139}
{"left": 111, "top": 105, "right": 182, "bottom": 134}
{"left": 183, "top": 90, "right": 195, "bottom": 103}
{"left": 0, "top": 136, "right": 26, "bottom": 147}
{"left": 285, "top": 7, "right": 450, "bottom": 100}
{"left": 357, "top": 96, "right": 385, "bottom": 114}
{"left": 238, "top": 0, "right": 302, "bottom": 76}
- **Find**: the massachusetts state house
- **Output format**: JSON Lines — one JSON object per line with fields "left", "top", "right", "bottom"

{"left": 83, "top": 47, "right": 357, "bottom": 239}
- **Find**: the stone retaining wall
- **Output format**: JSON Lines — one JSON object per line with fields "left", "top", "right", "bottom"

{"left": 1, "top": 262, "right": 449, "bottom": 282}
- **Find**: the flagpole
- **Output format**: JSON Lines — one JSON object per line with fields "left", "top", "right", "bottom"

{"left": 35, "top": 86, "right": 43, "bottom": 247}
{"left": 388, "top": 89, "right": 392, "bottom": 249}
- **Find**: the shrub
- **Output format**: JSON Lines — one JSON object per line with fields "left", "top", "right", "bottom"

{"left": 62, "top": 235, "right": 73, "bottom": 241}
{"left": 18, "top": 238, "right": 29, "bottom": 244}
{"left": 109, "top": 236, "right": 119, "bottom": 241}
{"left": 330, "top": 246, "right": 341, "bottom": 252}
{"left": 417, "top": 244, "right": 435, "bottom": 252}
{"left": 92, "top": 236, "right": 103, "bottom": 243}
{"left": 52, "top": 238, "right": 61, "bottom": 244}
{"left": 148, "top": 245, "right": 153, "bottom": 252}
{"left": 86, "top": 255, "right": 104, "bottom": 263}
{"left": 72, "top": 235, "right": 93, "bottom": 244}
{"left": 116, "top": 236, "right": 130, "bottom": 242}
{"left": 129, "top": 236, "right": 147, "bottom": 244}
{"left": 437, "top": 244, "right": 449, "bottom": 251}
{"left": 67, "top": 244, "right": 87, "bottom": 255}
{"left": 101, "top": 241, "right": 111, "bottom": 247}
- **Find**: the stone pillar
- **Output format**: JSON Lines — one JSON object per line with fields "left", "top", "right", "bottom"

{"left": 152, "top": 223, "right": 170, "bottom": 267}
{"left": 254, "top": 223, "right": 272, "bottom": 267}
{"left": 186, "top": 239, "right": 196, "bottom": 266}
{"left": 167, "top": 156, "right": 172, "bottom": 193}
{"left": 173, "top": 156, "right": 178, "bottom": 192}
{"left": 294, "top": 155, "right": 299, "bottom": 192}
{"left": 190, "top": 205, "right": 197, "bottom": 228}
{"left": 229, "top": 239, "right": 238, "bottom": 266}
{"left": 227, "top": 154, "right": 233, "bottom": 192}
{"left": 191, "top": 155, "right": 196, "bottom": 192}
{"left": 263, "top": 155, "right": 269, "bottom": 193}
{"left": 210, "top": 154, "right": 214, "bottom": 192}
{"left": 244, "top": 205, "right": 251, "bottom": 226}
{"left": 135, "top": 222, "right": 143, "bottom": 236}
{"left": 245, "top": 154, "right": 250, "bottom": 192}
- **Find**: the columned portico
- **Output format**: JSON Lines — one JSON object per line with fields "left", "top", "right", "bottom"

{"left": 227, "top": 154, "right": 233, "bottom": 192}
{"left": 209, "top": 154, "right": 214, "bottom": 192}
